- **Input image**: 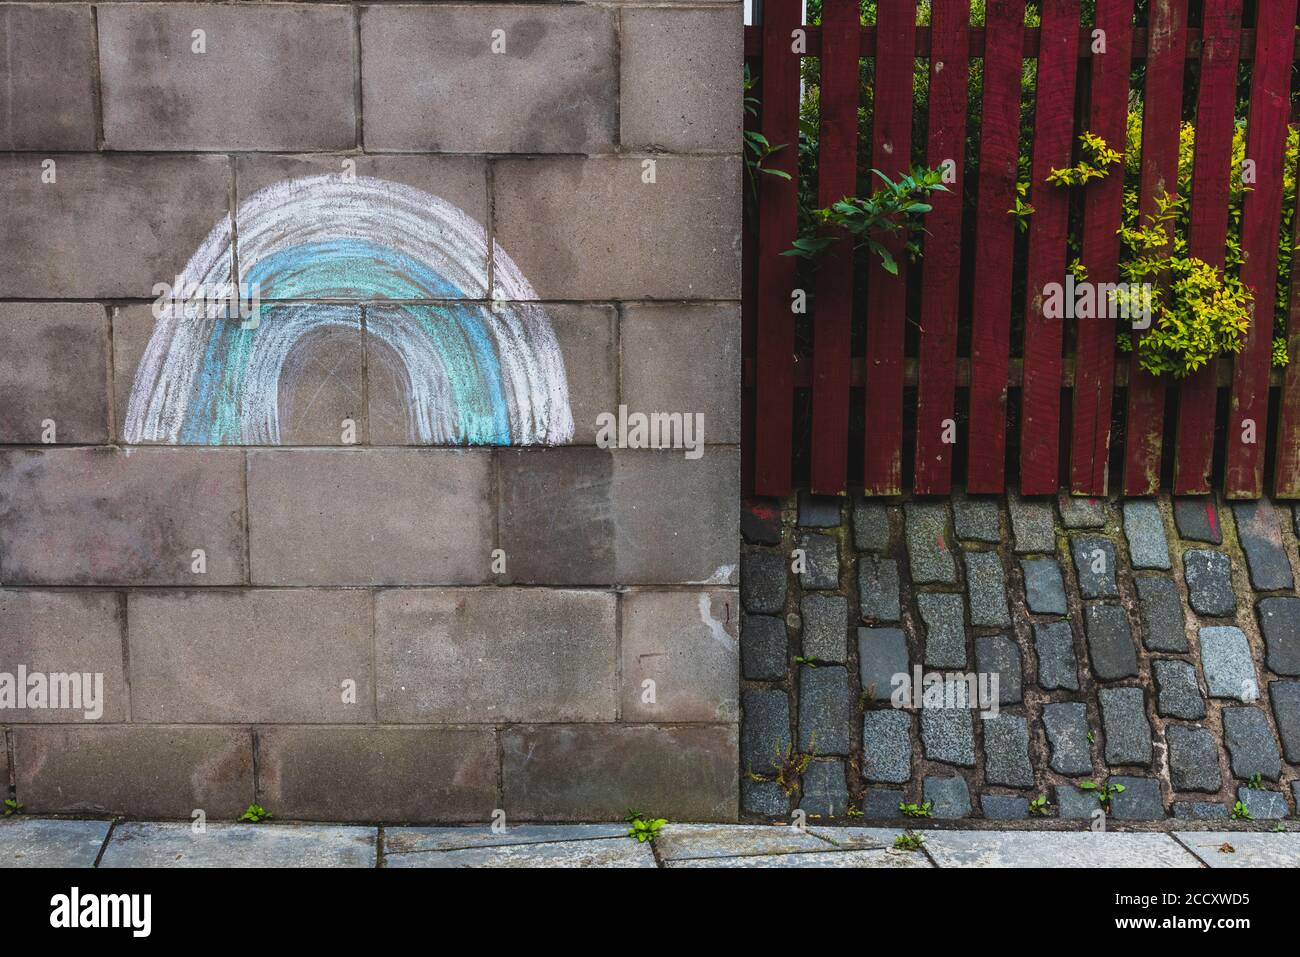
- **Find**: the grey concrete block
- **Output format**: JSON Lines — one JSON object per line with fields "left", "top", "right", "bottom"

{"left": 13, "top": 726, "right": 252, "bottom": 818}
{"left": 0, "top": 303, "right": 109, "bottom": 443}
{"left": 800, "top": 593, "right": 848, "bottom": 663}
{"left": 799, "top": 759, "right": 850, "bottom": 818}
{"left": 1084, "top": 603, "right": 1139, "bottom": 680}
{"left": 248, "top": 449, "right": 492, "bottom": 586}
{"left": 1152, "top": 659, "right": 1206, "bottom": 720}
{"left": 0, "top": 590, "right": 126, "bottom": 723}
{"left": 620, "top": 589, "right": 738, "bottom": 723}
{"left": 0, "top": 448, "right": 245, "bottom": 585}
{"left": 362, "top": 4, "right": 615, "bottom": 153}
{"left": 99, "top": 3, "right": 356, "bottom": 150}
{"left": 974, "top": 635, "right": 1022, "bottom": 704}
{"left": 499, "top": 447, "right": 739, "bottom": 586}
{"left": 1135, "top": 576, "right": 1188, "bottom": 652}
{"left": 493, "top": 156, "right": 742, "bottom": 300}
{"left": 858, "top": 555, "right": 901, "bottom": 623}
{"left": 1199, "top": 626, "right": 1260, "bottom": 701}
{"left": 1221, "top": 707, "right": 1281, "bottom": 782}
{"left": 741, "top": 689, "right": 790, "bottom": 776}
{"left": 372, "top": 588, "right": 619, "bottom": 723}
{"left": 857, "top": 627, "right": 908, "bottom": 702}
{"left": 1257, "top": 597, "right": 1300, "bottom": 676}
{"left": 1166, "top": 726, "right": 1222, "bottom": 793}
{"left": 798, "top": 665, "right": 852, "bottom": 755}
{"left": 1231, "top": 500, "right": 1294, "bottom": 591}
{"left": 130, "top": 590, "right": 372, "bottom": 724}
{"left": 1183, "top": 550, "right": 1236, "bottom": 617}
{"left": 917, "top": 591, "right": 967, "bottom": 668}
{"left": 1020, "top": 558, "right": 1067, "bottom": 615}
{"left": 1099, "top": 687, "right": 1152, "bottom": 766}
{"left": 113, "top": 302, "right": 363, "bottom": 447}
{"left": 741, "top": 613, "right": 787, "bottom": 680}
{"left": 861, "top": 710, "right": 912, "bottom": 784}
{"left": 1042, "top": 702, "right": 1092, "bottom": 775}
{"left": 621, "top": 303, "right": 740, "bottom": 445}
{"left": 620, "top": 5, "right": 742, "bottom": 151}
{"left": 101, "top": 822, "right": 377, "bottom": 869}
{"left": 502, "top": 724, "right": 738, "bottom": 822}
{"left": 983, "top": 714, "right": 1033, "bottom": 787}
{"left": 965, "top": 551, "right": 1011, "bottom": 627}
{"left": 389, "top": 836, "right": 655, "bottom": 868}
{"left": 924, "top": 776, "right": 972, "bottom": 818}
{"left": 0, "top": 4, "right": 96, "bottom": 149}
{"left": 0, "top": 154, "right": 231, "bottom": 299}
{"left": 1122, "top": 499, "right": 1171, "bottom": 570}
{"left": 259, "top": 727, "right": 498, "bottom": 824}
{"left": 1034, "top": 620, "right": 1080, "bottom": 691}
{"left": 0, "top": 819, "right": 110, "bottom": 868}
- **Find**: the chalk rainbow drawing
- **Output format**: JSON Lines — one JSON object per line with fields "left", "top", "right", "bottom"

{"left": 124, "top": 174, "right": 573, "bottom": 445}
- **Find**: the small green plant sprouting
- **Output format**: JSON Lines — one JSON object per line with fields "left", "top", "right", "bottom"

{"left": 1007, "top": 180, "right": 1035, "bottom": 232}
{"left": 899, "top": 800, "right": 933, "bottom": 819}
{"left": 1232, "top": 801, "right": 1253, "bottom": 821}
{"left": 893, "top": 832, "right": 926, "bottom": 852}
{"left": 1273, "top": 337, "right": 1291, "bottom": 369}
{"left": 793, "top": 655, "right": 817, "bottom": 668}
{"left": 846, "top": 803, "right": 864, "bottom": 818}
{"left": 239, "top": 803, "right": 272, "bottom": 823}
{"left": 1028, "top": 794, "right": 1050, "bottom": 816}
{"left": 784, "top": 166, "right": 950, "bottom": 275}
{"left": 3, "top": 798, "right": 23, "bottom": 817}
{"left": 1045, "top": 131, "right": 1123, "bottom": 187}
{"left": 1273, "top": 824, "right": 1286, "bottom": 833}
{"left": 1078, "top": 780, "right": 1126, "bottom": 809}
{"left": 1247, "top": 773, "right": 1264, "bottom": 790}
{"left": 742, "top": 65, "right": 792, "bottom": 201}
{"left": 773, "top": 741, "right": 815, "bottom": 797}
{"left": 1086, "top": 731, "right": 1095, "bottom": 744}
{"left": 625, "top": 810, "right": 667, "bottom": 844}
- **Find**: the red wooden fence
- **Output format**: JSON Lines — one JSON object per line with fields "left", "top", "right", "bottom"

{"left": 743, "top": 0, "right": 1300, "bottom": 500}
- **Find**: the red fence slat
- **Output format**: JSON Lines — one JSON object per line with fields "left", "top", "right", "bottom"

{"left": 1019, "top": 0, "right": 1082, "bottom": 495}
{"left": 1275, "top": 151, "right": 1300, "bottom": 497}
{"left": 1069, "top": 0, "right": 1134, "bottom": 495}
{"left": 809, "top": 0, "right": 860, "bottom": 495}
{"left": 1173, "top": 0, "right": 1243, "bottom": 495}
{"left": 752, "top": 0, "right": 803, "bottom": 496}
{"left": 862, "top": 0, "right": 917, "bottom": 495}
{"left": 1224, "top": 0, "right": 1298, "bottom": 498}
{"left": 965, "top": 0, "right": 1025, "bottom": 494}
{"left": 1122, "top": 0, "right": 1188, "bottom": 496}
{"left": 913, "top": 0, "right": 971, "bottom": 496}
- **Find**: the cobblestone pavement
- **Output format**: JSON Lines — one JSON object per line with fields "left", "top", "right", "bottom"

{"left": 741, "top": 493, "right": 1300, "bottom": 824}
{"left": 4, "top": 819, "right": 1299, "bottom": 868}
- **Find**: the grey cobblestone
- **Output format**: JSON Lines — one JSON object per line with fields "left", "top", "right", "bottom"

{"left": 1174, "top": 497, "right": 1223, "bottom": 544}
{"left": 1270, "top": 681, "right": 1300, "bottom": 762}
{"left": 974, "top": 635, "right": 1022, "bottom": 704}
{"left": 1008, "top": 493, "right": 1056, "bottom": 552}
{"left": 1200, "top": 626, "right": 1260, "bottom": 701}
{"left": 1135, "top": 576, "right": 1188, "bottom": 652}
{"left": 742, "top": 499, "right": 782, "bottom": 545}
{"left": 917, "top": 592, "right": 967, "bottom": 669}
{"left": 981, "top": 795, "right": 1028, "bottom": 819}
{"left": 1072, "top": 537, "right": 1119, "bottom": 598}
{"left": 1034, "top": 621, "right": 1080, "bottom": 691}
{"left": 1231, "top": 500, "right": 1294, "bottom": 591}
{"left": 1172, "top": 801, "right": 1229, "bottom": 820}
{"left": 1109, "top": 777, "right": 1165, "bottom": 820}
{"left": 904, "top": 503, "right": 957, "bottom": 585}
{"left": 964, "top": 551, "right": 1011, "bottom": 627}
{"left": 1021, "top": 558, "right": 1067, "bottom": 615}
{"left": 741, "top": 613, "right": 787, "bottom": 681}
{"left": 742, "top": 780, "right": 789, "bottom": 818}
{"left": 1166, "top": 726, "right": 1222, "bottom": 793}
{"left": 1183, "top": 551, "right": 1236, "bottom": 617}
{"left": 983, "top": 714, "right": 1033, "bottom": 787}
{"left": 1042, "top": 702, "right": 1093, "bottom": 775}
{"left": 741, "top": 690, "right": 790, "bottom": 776}
{"left": 800, "top": 760, "right": 850, "bottom": 818}
{"left": 861, "top": 711, "right": 912, "bottom": 784}
{"left": 1085, "top": 604, "right": 1139, "bottom": 680}
{"left": 1122, "top": 500, "right": 1171, "bottom": 570}
{"left": 1236, "top": 787, "right": 1288, "bottom": 820}
{"left": 797, "top": 532, "right": 839, "bottom": 590}
{"left": 857, "top": 627, "right": 908, "bottom": 702}
{"left": 800, "top": 594, "right": 848, "bottom": 663}
{"left": 1222, "top": 707, "right": 1281, "bottom": 782}
{"left": 852, "top": 497, "right": 891, "bottom": 551}
{"left": 953, "top": 493, "right": 1000, "bottom": 542}
{"left": 799, "top": 666, "right": 853, "bottom": 756}
{"left": 1057, "top": 785, "right": 1099, "bottom": 819}
{"left": 797, "top": 493, "right": 842, "bottom": 528}
{"left": 921, "top": 707, "right": 975, "bottom": 767}
{"left": 742, "top": 552, "right": 787, "bottom": 615}
{"left": 1057, "top": 493, "right": 1108, "bottom": 528}
{"left": 924, "top": 776, "right": 972, "bottom": 818}
{"left": 858, "top": 556, "right": 901, "bottom": 622}
{"left": 1099, "top": 687, "right": 1152, "bottom": 766}
{"left": 1152, "top": 659, "right": 1206, "bottom": 719}
{"left": 1257, "top": 597, "right": 1300, "bottom": 676}
{"left": 862, "top": 788, "right": 906, "bottom": 817}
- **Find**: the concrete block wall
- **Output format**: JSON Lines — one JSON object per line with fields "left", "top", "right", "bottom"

{"left": 0, "top": 1, "right": 742, "bottom": 823}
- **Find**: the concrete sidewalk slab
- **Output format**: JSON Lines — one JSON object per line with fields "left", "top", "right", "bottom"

{"left": 384, "top": 823, "right": 628, "bottom": 855}
{"left": 665, "top": 848, "right": 931, "bottom": 868}
{"left": 0, "top": 818, "right": 110, "bottom": 868}
{"left": 98, "top": 822, "right": 377, "bottom": 868}
{"left": 1174, "top": 831, "right": 1300, "bottom": 868}
{"left": 921, "top": 831, "right": 1202, "bottom": 868}
{"left": 385, "top": 837, "right": 655, "bottom": 868}
{"left": 809, "top": 826, "right": 897, "bottom": 849}
{"left": 654, "top": 823, "right": 833, "bottom": 860}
